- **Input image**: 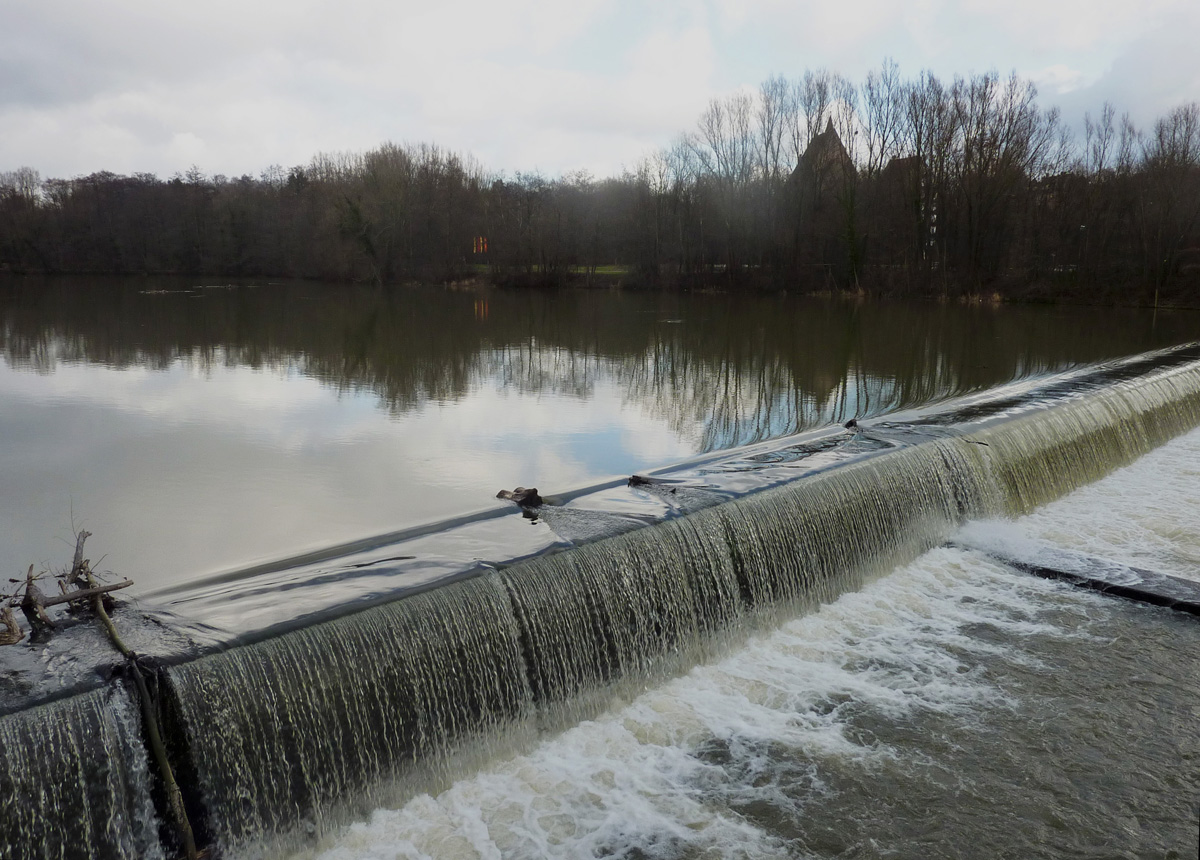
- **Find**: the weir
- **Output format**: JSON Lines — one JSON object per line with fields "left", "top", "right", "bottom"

{"left": 4, "top": 349, "right": 1200, "bottom": 859}
{"left": 0, "top": 686, "right": 163, "bottom": 860}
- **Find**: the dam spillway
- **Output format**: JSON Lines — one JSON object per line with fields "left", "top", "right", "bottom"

{"left": 0, "top": 686, "right": 163, "bottom": 860}
{"left": 4, "top": 346, "right": 1200, "bottom": 859}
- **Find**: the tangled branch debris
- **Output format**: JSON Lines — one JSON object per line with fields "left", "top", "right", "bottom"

{"left": 5, "top": 531, "right": 133, "bottom": 643}
{"left": 4, "top": 531, "right": 199, "bottom": 859}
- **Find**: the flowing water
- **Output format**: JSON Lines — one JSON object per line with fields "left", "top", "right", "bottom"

{"left": 4, "top": 278, "right": 1200, "bottom": 593}
{"left": 0, "top": 686, "right": 163, "bottom": 860}
{"left": 301, "top": 427, "right": 1200, "bottom": 860}
{"left": 152, "top": 352, "right": 1200, "bottom": 859}
{"left": 4, "top": 278, "right": 1200, "bottom": 860}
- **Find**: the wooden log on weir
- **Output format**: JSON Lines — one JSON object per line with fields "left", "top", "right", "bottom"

{"left": 40, "top": 579, "right": 133, "bottom": 608}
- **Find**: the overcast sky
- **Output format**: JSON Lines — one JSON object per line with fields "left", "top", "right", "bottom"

{"left": 2, "top": 0, "right": 1198, "bottom": 181}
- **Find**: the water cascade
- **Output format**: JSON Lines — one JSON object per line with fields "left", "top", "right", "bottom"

{"left": 4, "top": 352, "right": 1200, "bottom": 858}
{"left": 0, "top": 686, "right": 164, "bottom": 860}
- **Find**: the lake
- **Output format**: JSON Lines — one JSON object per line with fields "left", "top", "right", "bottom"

{"left": 3, "top": 276, "right": 1200, "bottom": 596}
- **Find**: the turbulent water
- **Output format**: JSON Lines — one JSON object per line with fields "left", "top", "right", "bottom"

{"left": 5, "top": 342, "right": 1200, "bottom": 860}
{"left": 300, "top": 428, "right": 1200, "bottom": 860}
{"left": 148, "top": 353, "right": 1200, "bottom": 859}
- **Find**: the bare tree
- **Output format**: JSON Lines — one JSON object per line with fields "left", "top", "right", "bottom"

{"left": 694, "top": 92, "right": 759, "bottom": 281}
{"left": 757, "top": 75, "right": 790, "bottom": 183}
{"left": 896, "top": 70, "right": 955, "bottom": 281}
{"left": 1084, "top": 102, "right": 1117, "bottom": 176}
{"left": 3, "top": 63, "right": 1199, "bottom": 301}
{"left": 949, "top": 71, "right": 1056, "bottom": 284}
{"left": 861, "top": 59, "right": 905, "bottom": 179}
{"left": 1137, "top": 102, "right": 1200, "bottom": 300}
{"left": 797, "top": 69, "right": 834, "bottom": 152}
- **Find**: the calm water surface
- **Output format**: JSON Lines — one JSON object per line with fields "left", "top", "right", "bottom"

{"left": 3, "top": 277, "right": 1199, "bottom": 591}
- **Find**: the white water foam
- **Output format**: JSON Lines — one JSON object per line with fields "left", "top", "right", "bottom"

{"left": 298, "top": 564, "right": 1094, "bottom": 859}
{"left": 1011, "top": 425, "right": 1200, "bottom": 580}
{"left": 297, "top": 428, "right": 1200, "bottom": 860}
{"left": 956, "top": 425, "right": 1200, "bottom": 583}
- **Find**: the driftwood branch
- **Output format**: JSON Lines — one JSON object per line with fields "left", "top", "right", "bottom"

{"left": 81, "top": 565, "right": 199, "bottom": 860}
{"left": 0, "top": 606, "right": 22, "bottom": 646}
{"left": 19, "top": 565, "right": 54, "bottom": 634}
{"left": 9, "top": 556, "right": 132, "bottom": 642}
{"left": 40, "top": 579, "right": 133, "bottom": 608}
{"left": 69, "top": 529, "right": 92, "bottom": 587}
{"left": 8, "top": 529, "right": 201, "bottom": 857}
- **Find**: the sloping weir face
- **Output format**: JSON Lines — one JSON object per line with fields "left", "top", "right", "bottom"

{"left": 6, "top": 354, "right": 1200, "bottom": 859}
{"left": 0, "top": 687, "right": 164, "bottom": 860}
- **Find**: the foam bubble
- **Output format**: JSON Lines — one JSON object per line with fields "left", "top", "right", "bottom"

{"left": 1014, "top": 425, "right": 1200, "bottom": 579}
{"left": 303, "top": 429, "right": 1200, "bottom": 860}
{"left": 304, "top": 544, "right": 1077, "bottom": 860}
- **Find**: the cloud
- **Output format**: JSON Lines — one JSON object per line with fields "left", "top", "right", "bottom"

{"left": 957, "top": 0, "right": 1177, "bottom": 53}
{"left": 1028, "top": 64, "right": 1088, "bottom": 96}
{"left": 0, "top": 348, "right": 700, "bottom": 587}
{"left": 1043, "top": 1, "right": 1200, "bottom": 130}
{"left": 0, "top": 0, "right": 1197, "bottom": 179}
{"left": 0, "top": 0, "right": 718, "bottom": 178}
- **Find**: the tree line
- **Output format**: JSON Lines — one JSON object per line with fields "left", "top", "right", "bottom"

{"left": 2, "top": 61, "right": 1199, "bottom": 301}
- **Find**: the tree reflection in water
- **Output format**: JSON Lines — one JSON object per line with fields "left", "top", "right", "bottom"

{"left": 3, "top": 278, "right": 1196, "bottom": 453}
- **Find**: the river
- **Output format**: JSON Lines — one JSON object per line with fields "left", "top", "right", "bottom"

{"left": 3, "top": 277, "right": 1199, "bottom": 594}
{"left": 3, "top": 278, "right": 1200, "bottom": 860}
{"left": 302, "top": 426, "right": 1200, "bottom": 860}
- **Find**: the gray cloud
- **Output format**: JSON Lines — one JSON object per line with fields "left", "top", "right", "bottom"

{"left": 1, "top": 0, "right": 1196, "bottom": 180}
{"left": 1050, "top": 2, "right": 1200, "bottom": 131}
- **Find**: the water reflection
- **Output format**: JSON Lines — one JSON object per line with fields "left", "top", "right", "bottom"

{"left": 7, "top": 280, "right": 1198, "bottom": 448}
{"left": 2, "top": 277, "right": 1198, "bottom": 588}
